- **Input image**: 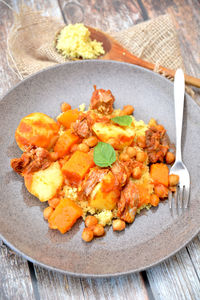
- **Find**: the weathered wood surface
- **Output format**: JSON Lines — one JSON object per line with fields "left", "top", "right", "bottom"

{"left": 147, "top": 248, "right": 200, "bottom": 300}
{"left": 0, "top": 0, "right": 19, "bottom": 95}
{"left": 187, "top": 234, "right": 200, "bottom": 279}
{"left": 0, "top": 0, "right": 199, "bottom": 300}
{"left": 33, "top": 266, "right": 84, "bottom": 300}
{"left": 58, "top": 0, "right": 145, "bottom": 30}
{"left": 34, "top": 267, "right": 149, "bottom": 300}
{"left": 0, "top": 242, "right": 35, "bottom": 300}
{"left": 81, "top": 274, "right": 150, "bottom": 300}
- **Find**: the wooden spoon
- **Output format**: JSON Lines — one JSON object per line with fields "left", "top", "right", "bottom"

{"left": 88, "top": 26, "right": 200, "bottom": 88}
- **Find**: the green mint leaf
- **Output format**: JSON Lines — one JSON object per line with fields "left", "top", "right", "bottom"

{"left": 111, "top": 115, "right": 132, "bottom": 126}
{"left": 93, "top": 142, "right": 116, "bottom": 167}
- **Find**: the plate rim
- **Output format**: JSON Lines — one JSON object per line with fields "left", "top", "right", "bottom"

{"left": 0, "top": 60, "right": 199, "bottom": 277}
{"left": 1, "top": 225, "right": 200, "bottom": 278}
{"left": 0, "top": 59, "right": 198, "bottom": 104}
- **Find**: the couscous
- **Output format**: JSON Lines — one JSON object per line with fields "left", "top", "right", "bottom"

{"left": 56, "top": 23, "right": 105, "bottom": 59}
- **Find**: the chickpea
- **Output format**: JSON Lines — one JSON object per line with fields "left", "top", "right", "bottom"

{"left": 136, "top": 151, "right": 147, "bottom": 163}
{"left": 85, "top": 216, "right": 98, "bottom": 228}
{"left": 43, "top": 206, "right": 53, "bottom": 220}
{"left": 83, "top": 136, "right": 98, "bottom": 147}
{"left": 166, "top": 152, "right": 175, "bottom": 164}
{"left": 61, "top": 102, "right": 71, "bottom": 112}
{"left": 132, "top": 166, "right": 142, "bottom": 179}
{"left": 126, "top": 147, "right": 137, "bottom": 158}
{"left": 123, "top": 105, "right": 134, "bottom": 115}
{"left": 119, "top": 153, "right": 130, "bottom": 162}
{"left": 112, "top": 219, "right": 126, "bottom": 231}
{"left": 169, "top": 174, "right": 179, "bottom": 186}
{"left": 48, "top": 197, "right": 60, "bottom": 208}
{"left": 49, "top": 152, "right": 59, "bottom": 161}
{"left": 70, "top": 144, "right": 78, "bottom": 153}
{"left": 77, "top": 143, "right": 89, "bottom": 153}
{"left": 93, "top": 224, "right": 105, "bottom": 237}
{"left": 150, "top": 194, "right": 160, "bottom": 207}
{"left": 154, "top": 184, "right": 168, "bottom": 199}
{"left": 82, "top": 228, "right": 94, "bottom": 242}
{"left": 137, "top": 136, "right": 146, "bottom": 148}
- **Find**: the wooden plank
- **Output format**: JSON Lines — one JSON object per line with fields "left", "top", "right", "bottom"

{"left": 34, "top": 261, "right": 149, "bottom": 300}
{"left": 33, "top": 266, "right": 84, "bottom": 300}
{"left": 186, "top": 234, "right": 200, "bottom": 279}
{"left": 0, "top": 0, "right": 19, "bottom": 96}
{"left": 0, "top": 242, "right": 35, "bottom": 300}
{"left": 146, "top": 248, "right": 200, "bottom": 300}
{"left": 58, "top": 0, "right": 145, "bottom": 31}
{"left": 81, "top": 274, "right": 149, "bottom": 300}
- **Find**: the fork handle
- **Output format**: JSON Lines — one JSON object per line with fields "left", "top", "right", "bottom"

{"left": 174, "top": 69, "right": 185, "bottom": 161}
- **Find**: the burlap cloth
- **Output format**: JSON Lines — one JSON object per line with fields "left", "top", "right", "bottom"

{"left": 8, "top": 6, "right": 193, "bottom": 95}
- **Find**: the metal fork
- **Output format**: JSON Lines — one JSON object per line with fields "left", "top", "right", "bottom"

{"left": 169, "top": 69, "right": 190, "bottom": 213}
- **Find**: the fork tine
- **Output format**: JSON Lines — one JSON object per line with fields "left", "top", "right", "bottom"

{"left": 168, "top": 191, "right": 172, "bottom": 210}
{"left": 184, "top": 187, "right": 190, "bottom": 208}
{"left": 174, "top": 188, "right": 178, "bottom": 212}
{"left": 178, "top": 186, "right": 183, "bottom": 210}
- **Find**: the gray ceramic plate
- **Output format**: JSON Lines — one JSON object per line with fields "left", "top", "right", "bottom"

{"left": 0, "top": 61, "right": 200, "bottom": 277}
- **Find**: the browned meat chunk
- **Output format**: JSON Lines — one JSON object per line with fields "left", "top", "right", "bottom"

{"left": 10, "top": 146, "right": 51, "bottom": 175}
{"left": 72, "top": 109, "right": 109, "bottom": 138}
{"left": 145, "top": 125, "right": 169, "bottom": 163}
{"left": 111, "top": 159, "right": 144, "bottom": 190}
{"left": 72, "top": 111, "right": 98, "bottom": 138}
{"left": 90, "top": 86, "right": 115, "bottom": 114}
{"left": 111, "top": 160, "right": 129, "bottom": 187}
{"left": 11, "top": 153, "right": 31, "bottom": 175}
{"left": 117, "top": 180, "right": 139, "bottom": 223}
{"left": 72, "top": 117, "right": 91, "bottom": 138}
{"left": 79, "top": 167, "right": 108, "bottom": 198}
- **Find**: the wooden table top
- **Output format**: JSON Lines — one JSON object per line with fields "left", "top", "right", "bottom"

{"left": 0, "top": 1, "right": 199, "bottom": 299}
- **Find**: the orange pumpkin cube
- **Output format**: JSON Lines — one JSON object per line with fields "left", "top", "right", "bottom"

{"left": 48, "top": 198, "right": 82, "bottom": 234}
{"left": 54, "top": 129, "right": 79, "bottom": 158}
{"left": 150, "top": 163, "right": 169, "bottom": 187}
{"left": 62, "top": 151, "right": 94, "bottom": 185}
{"left": 57, "top": 109, "right": 80, "bottom": 128}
